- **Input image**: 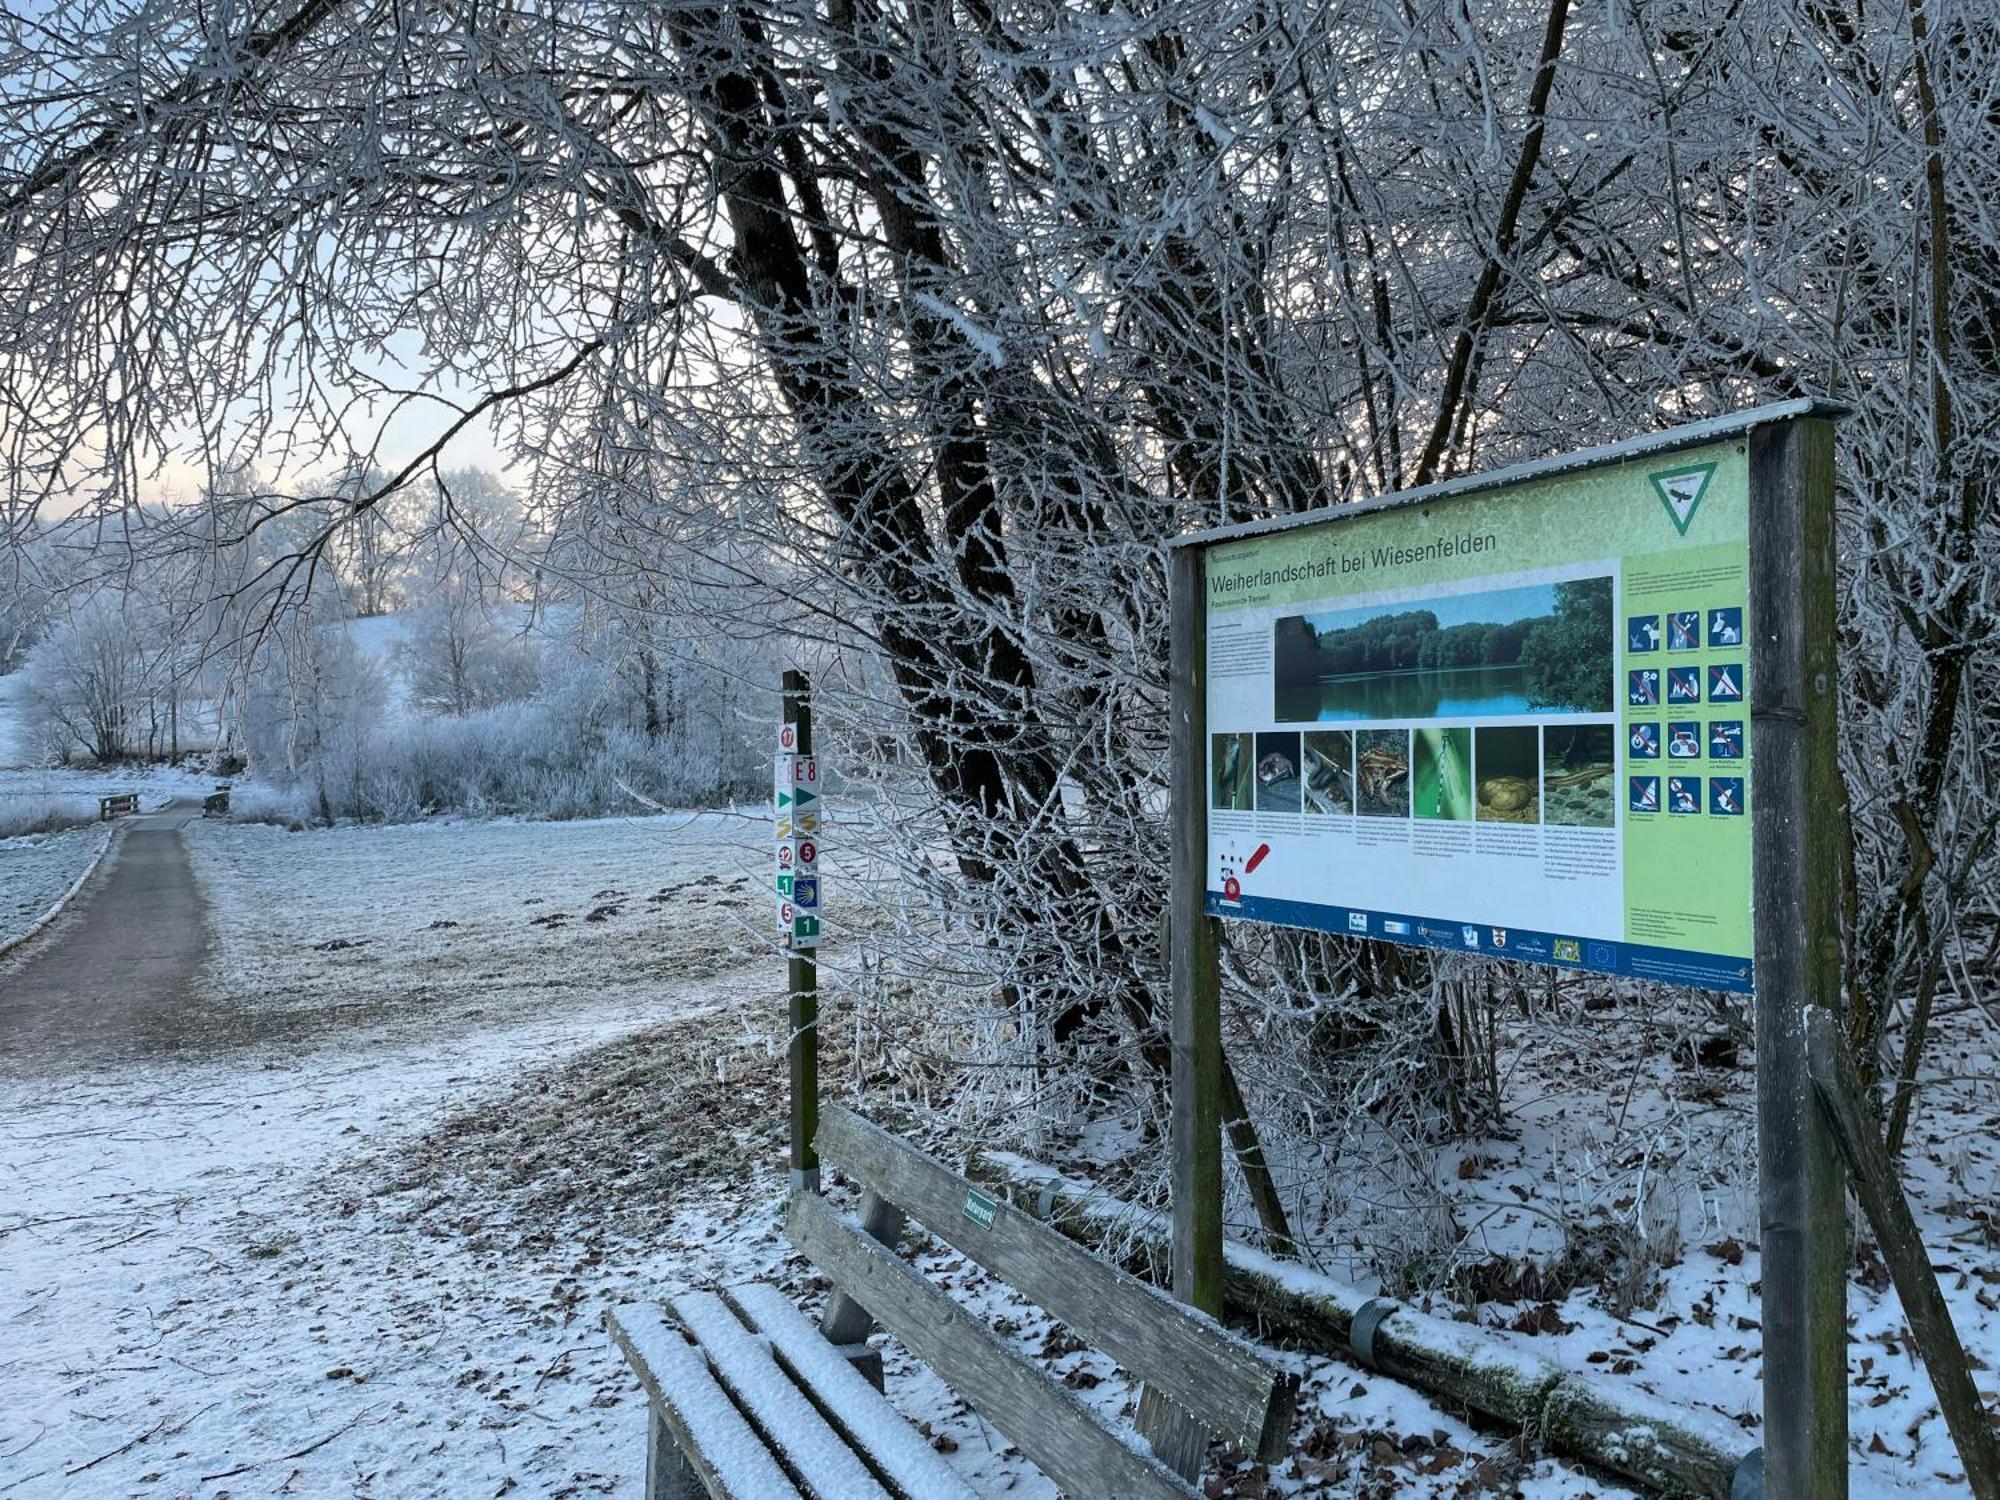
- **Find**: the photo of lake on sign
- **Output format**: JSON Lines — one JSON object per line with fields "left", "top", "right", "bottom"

{"left": 1272, "top": 576, "right": 1614, "bottom": 722}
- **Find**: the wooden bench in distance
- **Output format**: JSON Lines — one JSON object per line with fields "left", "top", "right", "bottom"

{"left": 604, "top": 1289, "right": 974, "bottom": 1500}
{"left": 794, "top": 1105, "right": 1299, "bottom": 1496}
{"left": 99, "top": 792, "right": 138, "bottom": 821}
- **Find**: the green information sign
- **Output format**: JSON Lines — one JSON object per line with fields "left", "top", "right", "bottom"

{"left": 1197, "top": 437, "right": 1754, "bottom": 991}
{"left": 962, "top": 1189, "right": 998, "bottom": 1230}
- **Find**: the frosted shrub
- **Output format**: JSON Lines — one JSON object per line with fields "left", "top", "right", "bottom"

{"left": 0, "top": 791, "right": 99, "bottom": 836}
{"left": 223, "top": 781, "right": 314, "bottom": 830}
{"left": 239, "top": 686, "right": 763, "bottom": 825}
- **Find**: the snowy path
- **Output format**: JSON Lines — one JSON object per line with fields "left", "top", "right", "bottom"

{"left": 0, "top": 813, "right": 795, "bottom": 1498}
{"left": 1, "top": 804, "right": 206, "bottom": 1067}
{"left": 0, "top": 971, "right": 773, "bottom": 1496}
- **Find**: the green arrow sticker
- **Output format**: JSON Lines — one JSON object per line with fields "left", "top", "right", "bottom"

{"left": 1650, "top": 462, "right": 1716, "bottom": 536}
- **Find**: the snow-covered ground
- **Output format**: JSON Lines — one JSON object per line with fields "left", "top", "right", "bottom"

{"left": 0, "top": 824, "right": 111, "bottom": 949}
{"left": 0, "top": 810, "right": 1992, "bottom": 1497}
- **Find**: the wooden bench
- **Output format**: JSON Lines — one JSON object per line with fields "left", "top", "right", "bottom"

{"left": 98, "top": 792, "right": 138, "bottom": 820}
{"left": 606, "top": 1105, "right": 1297, "bottom": 1499}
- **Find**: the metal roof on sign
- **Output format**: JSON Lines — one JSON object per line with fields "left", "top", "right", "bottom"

{"left": 1171, "top": 397, "right": 1849, "bottom": 550}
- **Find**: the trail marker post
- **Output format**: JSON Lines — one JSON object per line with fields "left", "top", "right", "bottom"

{"left": 778, "top": 670, "right": 822, "bottom": 1194}
{"left": 1168, "top": 401, "right": 1849, "bottom": 1497}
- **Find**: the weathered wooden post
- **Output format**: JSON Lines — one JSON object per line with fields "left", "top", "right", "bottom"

{"left": 1748, "top": 415, "right": 1847, "bottom": 1500}
{"left": 1168, "top": 545, "right": 1225, "bottom": 1319}
{"left": 1138, "top": 541, "right": 1227, "bottom": 1481}
{"left": 778, "top": 670, "right": 822, "bottom": 1194}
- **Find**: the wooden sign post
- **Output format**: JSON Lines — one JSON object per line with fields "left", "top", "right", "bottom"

{"left": 1168, "top": 401, "right": 1849, "bottom": 1498}
{"left": 1745, "top": 417, "right": 1847, "bottom": 1497}
{"left": 779, "top": 670, "right": 821, "bottom": 1194}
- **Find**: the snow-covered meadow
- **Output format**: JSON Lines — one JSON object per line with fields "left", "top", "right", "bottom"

{"left": 0, "top": 823, "right": 110, "bottom": 951}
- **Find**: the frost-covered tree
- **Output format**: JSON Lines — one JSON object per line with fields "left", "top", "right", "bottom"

{"left": 396, "top": 581, "right": 541, "bottom": 717}
{"left": 1, "top": 0, "right": 1994, "bottom": 1140}
{"left": 240, "top": 604, "right": 386, "bottom": 822}
{"left": 19, "top": 594, "right": 148, "bottom": 761}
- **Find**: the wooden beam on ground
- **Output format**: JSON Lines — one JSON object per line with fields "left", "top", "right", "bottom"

{"left": 1804, "top": 1007, "right": 2000, "bottom": 1500}
{"left": 972, "top": 1152, "right": 1760, "bottom": 1500}
{"left": 785, "top": 1191, "right": 1199, "bottom": 1500}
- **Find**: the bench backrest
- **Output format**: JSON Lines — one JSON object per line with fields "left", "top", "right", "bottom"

{"left": 807, "top": 1106, "right": 1296, "bottom": 1459}
{"left": 100, "top": 793, "right": 138, "bottom": 818}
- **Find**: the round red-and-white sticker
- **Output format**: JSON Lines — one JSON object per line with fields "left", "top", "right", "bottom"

{"left": 1223, "top": 876, "right": 1241, "bottom": 902}
{"left": 779, "top": 724, "right": 797, "bottom": 751}
{"left": 797, "top": 840, "right": 816, "bottom": 865}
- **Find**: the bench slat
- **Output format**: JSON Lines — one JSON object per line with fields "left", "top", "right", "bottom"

{"left": 670, "top": 1292, "right": 892, "bottom": 1500}
{"left": 730, "top": 1283, "right": 977, "bottom": 1500}
{"left": 787, "top": 1191, "right": 1198, "bottom": 1500}
{"left": 604, "top": 1304, "right": 803, "bottom": 1500}
{"left": 816, "top": 1105, "right": 1296, "bottom": 1459}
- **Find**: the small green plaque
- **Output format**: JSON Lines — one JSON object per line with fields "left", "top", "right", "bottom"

{"left": 962, "top": 1189, "right": 998, "bottom": 1230}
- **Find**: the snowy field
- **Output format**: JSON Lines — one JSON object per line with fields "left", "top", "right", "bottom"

{"left": 0, "top": 823, "right": 111, "bottom": 949}
{"left": 181, "top": 811, "right": 778, "bottom": 1023}
{"left": 0, "top": 811, "right": 1993, "bottom": 1497}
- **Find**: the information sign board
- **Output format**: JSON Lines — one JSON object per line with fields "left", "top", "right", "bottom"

{"left": 1200, "top": 437, "right": 1754, "bottom": 991}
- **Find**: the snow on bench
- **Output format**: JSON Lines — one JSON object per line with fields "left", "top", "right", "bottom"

{"left": 606, "top": 1108, "right": 1297, "bottom": 1499}
{"left": 605, "top": 1286, "right": 972, "bottom": 1500}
